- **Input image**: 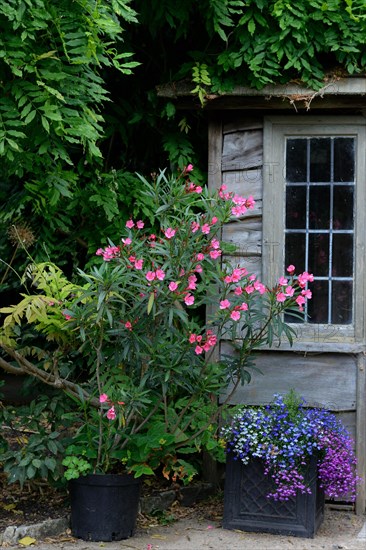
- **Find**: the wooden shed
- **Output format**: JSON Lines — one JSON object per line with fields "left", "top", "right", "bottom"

{"left": 158, "top": 77, "right": 366, "bottom": 513}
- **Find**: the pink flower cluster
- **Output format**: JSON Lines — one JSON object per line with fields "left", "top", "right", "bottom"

{"left": 189, "top": 330, "right": 217, "bottom": 355}
{"left": 187, "top": 181, "right": 203, "bottom": 194}
{"left": 146, "top": 268, "right": 166, "bottom": 282}
{"left": 218, "top": 185, "right": 255, "bottom": 217}
{"left": 96, "top": 245, "right": 121, "bottom": 261}
{"left": 219, "top": 299, "right": 248, "bottom": 321}
{"left": 276, "top": 267, "right": 314, "bottom": 311}
{"left": 190, "top": 217, "right": 218, "bottom": 236}
{"left": 126, "top": 219, "right": 144, "bottom": 230}
{"left": 99, "top": 393, "right": 125, "bottom": 421}
{"left": 224, "top": 268, "right": 267, "bottom": 295}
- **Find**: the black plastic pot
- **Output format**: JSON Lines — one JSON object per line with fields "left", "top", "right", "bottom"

{"left": 69, "top": 473, "right": 141, "bottom": 541}
{"left": 223, "top": 453, "right": 324, "bottom": 538}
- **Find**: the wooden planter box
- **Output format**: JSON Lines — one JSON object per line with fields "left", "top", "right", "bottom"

{"left": 223, "top": 453, "right": 325, "bottom": 538}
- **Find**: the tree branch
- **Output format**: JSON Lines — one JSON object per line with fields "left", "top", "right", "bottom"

{"left": 0, "top": 344, "right": 99, "bottom": 407}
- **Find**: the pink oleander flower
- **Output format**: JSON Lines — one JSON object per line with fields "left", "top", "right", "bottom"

{"left": 302, "top": 289, "right": 312, "bottom": 299}
{"left": 136, "top": 220, "right": 144, "bottom": 229}
{"left": 211, "top": 216, "right": 218, "bottom": 224}
{"left": 106, "top": 406, "right": 116, "bottom": 420}
{"left": 185, "top": 163, "right": 194, "bottom": 173}
{"left": 279, "top": 276, "right": 288, "bottom": 286}
{"left": 195, "top": 345, "right": 203, "bottom": 354}
{"left": 276, "top": 292, "right": 286, "bottom": 302}
{"left": 296, "top": 295, "right": 306, "bottom": 306}
{"left": 201, "top": 223, "right": 211, "bottom": 234}
{"left": 219, "top": 185, "right": 232, "bottom": 200}
{"left": 134, "top": 259, "right": 144, "bottom": 270}
{"left": 99, "top": 393, "right": 108, "bottom": 403}
{"left": 240, "top": 302, "right": 249, "bottom": 311}
{"left": 224, "top": 275, "right": 233, "bottom": 284}
{"left": 126, "top": 219, "right": 134, "bottom": 229}
{"left": 254, "top": 281, "right": 266, "bottom": 294}
{"left": 184, "top": 293, "right": 195, "bottom": 306}
{"left": 189, "top": 333, "right": 197, "bottom": 343}
{"left": 96, "top": 245, "right": 120, "bottom": 261}
{"left": 187, "top": 275, "right": 197, "bottom": 290}
{"left": 232, "top": 204, "right": 247, "bottom": 217}
{"left": 231, "top": 268, "right": 243, "bottom": 283}
{"left": 232, "top": 194, "right": 246, "bottom": 205}
{"left": 245, "top": 285, "right": 254, "bottom": 294}
{"left": 209, "top": 249, "right": 221, "bottom": 259}
{"left": 196, "top": 253, "right": 205, "bottom": 261}
{"left": 146, "top": 271, "right": 156, "bottom": 282}
{"left": 169, "top": 281, "right": 179, "bottom": 292}
{"left": 220, "top": 299, "right": 231, "bottom": 309}
{"left": 230, "top": 310, "right": 241, "bottom": 321}
{"left": 287, "top": 264, "right": 296, "bottom": 274}
{"left": 156, "top": 269, "right": 166, "bottom": 281}
{"left": 125, "top": 321, "right": 132, "bottom": 331}
{"left": 122, "top": 237, "right": 132, "bottom": 246}
{"left": 246, "top": 195, "right": 255, "bottom": 209}
{"left": 234, "top": 286, "right": 243, "bottom": 295}
{"left": 211, "top": 238, "right": 220, "bottom": 249}
{"left": 195, "top": 186, "right": 202, "bottom": 193}
{"left": 285, "top": 285, "right": 295, "bottom": 297}
{"left": 194, "top": 264, "right": 203, "bottom": 273}
{"left": 191, "top": 221, "right": 200, "bottom": 233}
{"left": 164, "top": 227, "right": 176, "bottom": 239}
{"left": 298, "top": 271, "right": 314, "bottom": 287}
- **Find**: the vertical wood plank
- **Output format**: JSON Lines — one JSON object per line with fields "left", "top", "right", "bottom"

{"left": 208, "top": 116, "right": 223, "bottom": 192}
{"left": 356, "top": 353, "right": 366, "bottom": 514}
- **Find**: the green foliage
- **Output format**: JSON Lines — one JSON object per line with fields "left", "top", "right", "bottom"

{"left": 2, "top": 0, "right": 365, "bottom": 297}
{"left": 191, "top": 63, "right": 212, "bottom": 106}
{"left": 0, "top": 395, "right": 70, "bottom": 487}
{"left": 62, "top": 456, "right": 92, "bottom": 480}
{"left": 0, "top": 168, "right": 310, "bottom": 485}
{"left": 0, "top": 0, "right": 140, "bottom": 290}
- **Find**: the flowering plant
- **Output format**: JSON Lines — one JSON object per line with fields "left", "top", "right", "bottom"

{"left": 221, "top": 391, "right": 360, "bottom": 501}
{"left": 0, "top": 167, "right": 313, "bottom": 485}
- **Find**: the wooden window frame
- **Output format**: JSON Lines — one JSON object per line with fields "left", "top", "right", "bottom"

{"left": 263, "top": 116, "right": 366, "bottom": 351}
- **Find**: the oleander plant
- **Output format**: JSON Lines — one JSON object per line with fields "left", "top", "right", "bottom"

{"left": 1, "top": 167, "right": 313, "bottom": 486}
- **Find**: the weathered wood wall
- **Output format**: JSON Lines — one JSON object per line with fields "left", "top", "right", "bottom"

{"left": 208, "top": 114, "right": 366, "bottom": 513}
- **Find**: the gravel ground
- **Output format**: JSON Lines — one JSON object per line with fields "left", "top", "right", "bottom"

{"left": 1, "top": 506, "right": 365, "bottom": 550}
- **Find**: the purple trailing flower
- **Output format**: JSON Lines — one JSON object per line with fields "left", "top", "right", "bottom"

{"left": 221, "top": 392, "right": 361, "bottom": 502}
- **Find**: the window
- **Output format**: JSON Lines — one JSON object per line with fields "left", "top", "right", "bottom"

{"left": 263, "top": 117, "right": 366, "bottom": 346}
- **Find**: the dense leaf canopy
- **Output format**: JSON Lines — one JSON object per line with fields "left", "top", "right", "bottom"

{"left": 1, "top": 0, "right": 366, "bottom": 297}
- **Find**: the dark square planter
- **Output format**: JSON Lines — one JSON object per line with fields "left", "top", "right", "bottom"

{"left": 223, "top": 453, "right": 324, "bottom": 538}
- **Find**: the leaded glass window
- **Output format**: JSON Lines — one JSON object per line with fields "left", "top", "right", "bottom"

{"left": 285, "top": 137, "right": 355, "bottom": 324}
